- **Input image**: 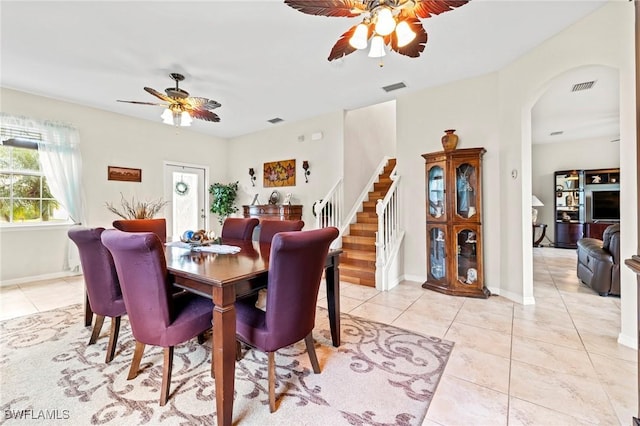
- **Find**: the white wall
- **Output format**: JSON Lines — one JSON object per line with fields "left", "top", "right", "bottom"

{"left": 226, "top": 111, "right": 344, "bottom": 229}
{"left": 1, "top": 88, "right": 228, "bottom": 282}
{"left": 344, "top": 100, "right": 396, "bottom": 212}
{"left": 532, "top": 136, "right": 621, "bottom": 243}
{"left": 396, "top": 73, "right": 501, "bottom": 292}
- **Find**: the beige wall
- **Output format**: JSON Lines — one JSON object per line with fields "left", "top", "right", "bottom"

{"left": 0, "top": 88, "right": 228, "bottom": 282}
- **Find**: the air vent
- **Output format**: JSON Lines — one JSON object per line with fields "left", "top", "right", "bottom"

{"left": 571, "top": 81, "right": 596, "bottom": 92}
{"left": 267, "top": 117, "right": 284, "bottom": 124}
{"left": 382, "top": 82, "right": 406, "bottom": 92}
{"left": 549, "top": 131, "right": 564, "bottom": 136}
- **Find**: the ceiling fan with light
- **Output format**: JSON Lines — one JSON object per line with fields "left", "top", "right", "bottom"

{"left": 117, "top": 73, "right": 221, "bottom": 127}
{"left": 284, "top": 0, "right": 469, "bottom": 62}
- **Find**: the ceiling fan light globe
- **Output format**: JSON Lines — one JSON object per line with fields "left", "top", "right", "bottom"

{"left": 161, "top": 108, "right": 174, "bottom": 124}
{"left": 368, "top": 36, "right": 386, "bottom": 58}
{"left": 349, "top": 23, "right": 369, "bottom": 50}
{"left": 374, "top": 7, "right": 396, "bottom": 36}
{"left": 395, "top": 20, "right": 416, "bottom": 47}
{"left": 180, "top": 111, "right": 193, "bottom": 127}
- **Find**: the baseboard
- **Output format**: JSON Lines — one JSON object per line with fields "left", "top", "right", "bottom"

{"left": 0, "top": 271, "right": 81, "bottom": 288}
{"left": 617, "top": 331, "right": 637, "bottom": 350}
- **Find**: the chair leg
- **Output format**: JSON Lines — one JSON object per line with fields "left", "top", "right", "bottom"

{"left": 268, "top": 352, "right": 276, "bottom": 413}
{"left": 304, "top": 333, "right": 321, "bottom": 374}
{"left": 235, "top": 340, "right": 243, "bottom": 361}
{"left": 160, "top": 346, "right": 174, "bottom": 406}
{"left": 88, "top": 315, "right": 105, "bottom": 345}
{"left": 105, "top": 316, "right": 121, "bottom": 363}
{"left": 127, "top": 341, "right": 146, "bottom": 380}
{"left": 197, "top": 333, "right": 206, "bottom": 345}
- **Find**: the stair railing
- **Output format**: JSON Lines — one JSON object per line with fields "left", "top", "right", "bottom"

{"left": 375, "top": 165, "right": 404, "bottom": 290}
{"left": 314, "top": 179, "right": 343, "bottom": 247}
{"left": 340, "top": 156, "right": 393, "bottom": 237}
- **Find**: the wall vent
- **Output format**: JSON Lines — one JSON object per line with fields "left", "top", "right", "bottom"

{"left": 382, "top": 82, "right": 407, "bottom": 92}
{"left": 549, "top": 131, "right": 564, "bottom": 136}
{"left": 267, "top": 117, "right": 284, "bottom": 124}
{"left": 571, "top": 81, "right": 596, "bottom": 92}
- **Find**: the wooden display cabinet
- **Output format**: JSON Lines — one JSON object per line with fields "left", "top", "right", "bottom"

{"left": 554, "top": 170, "right": 585, "bottom": 248}
{"left": 422, "top": 147, "right": 489, "bottom": 299}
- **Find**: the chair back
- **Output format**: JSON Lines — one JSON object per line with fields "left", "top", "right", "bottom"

{"left": 264, "top": 227, "right": 339, "bottom": 350}
{"left": 221, "top": 217, "right": 259, "bottom": 240}
{"left": 101, "top": 229, "right": 172, "bottom": 344}
{"left": 258, "top": 219, "right": 304, "bottom": 243}
{"left": 113, "top": 218, "right": 167, "bottom": 243}
{"left": 67, "top": 226, "right": 124, "bottom": 317}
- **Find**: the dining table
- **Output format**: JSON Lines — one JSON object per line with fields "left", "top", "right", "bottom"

{"left": 164, "top": 237, "right": 343, "bottom": 426}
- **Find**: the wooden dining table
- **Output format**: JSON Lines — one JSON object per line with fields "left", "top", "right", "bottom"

{"left": 164, "top": 238, "right": 343, "bottom": 426}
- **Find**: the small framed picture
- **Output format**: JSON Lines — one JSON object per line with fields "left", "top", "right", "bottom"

{"left": 108, "top": 166, "right": 141, "bottom": 182}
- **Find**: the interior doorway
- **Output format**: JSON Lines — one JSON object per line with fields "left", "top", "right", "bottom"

{"left": 163, "top": 162, "right": 209, "bottom": 241}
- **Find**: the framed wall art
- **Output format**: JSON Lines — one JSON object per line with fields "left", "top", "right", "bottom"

{"left": 263, "top": 159, "right": 296, "bottom": 187}
{"left": 108, "top": 166, "right": 142, "bottom": 182}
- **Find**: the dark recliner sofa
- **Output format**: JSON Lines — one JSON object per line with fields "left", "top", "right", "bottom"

{"left": 576, "top": 223, "right": 620, "bottom": 296}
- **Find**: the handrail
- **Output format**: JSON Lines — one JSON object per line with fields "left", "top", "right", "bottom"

{"left": 375, "top": 165, "right": 402, "bottom": 290}
{"left": 341, "top": 156, "right": 392, "bottom": 236}
{"left": 314, "top": 178, "right": 343, "bottom": 239}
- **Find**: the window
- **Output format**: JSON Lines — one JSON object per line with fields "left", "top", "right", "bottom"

{"left": 0, "top": 127, "right": 69, "bottom": 224}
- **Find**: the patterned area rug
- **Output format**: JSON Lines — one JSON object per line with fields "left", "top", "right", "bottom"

{"left": 0, "top": 304, "right": 453, "bottom": 425}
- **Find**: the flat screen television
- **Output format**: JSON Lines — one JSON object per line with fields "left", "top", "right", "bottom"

{"left": 591, "top": 190, "right": 620, "bottom": 221}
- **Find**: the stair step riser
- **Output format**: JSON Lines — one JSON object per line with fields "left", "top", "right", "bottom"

{"left": 341, "top": 258, "right": 376, "bottom": 269}
{"left": 343, "top": 242, "right": 376, "bottom": 252}
{"left": 350, "top": 229, "right": 376, "bottom": 238}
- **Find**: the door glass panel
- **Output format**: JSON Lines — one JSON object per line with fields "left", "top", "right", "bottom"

{"left": 457, "top": 228, "right": 478, "bottom": 285}
{"left": 429, "top": 227, "right": 446, "bottom": 280}
{"left": 456, "top": 162, "right": 477, "bottom": 218}
{"left": 172, "top": 172, "right": 199, "bottom": 239}
{"left": 428, "top": 165, "right": 445, "bottom": 218}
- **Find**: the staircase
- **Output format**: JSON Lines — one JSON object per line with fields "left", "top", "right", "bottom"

{"left": 340, "top": 158, "right": 396, "bottom": 287}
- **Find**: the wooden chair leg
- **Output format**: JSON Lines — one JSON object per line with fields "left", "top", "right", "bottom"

{"left": 105, "top": 316, "right": 121, "bottom": 363}
{"left": 197, "top": 333, "right": 206, "bottom": 345}
{"left": 127, "top": 341, "right": 145, "bottom": 380}
{"left": 84, "top": 291, "right": 93, "bottom": 327}
{"left": 304, "top": 333, "right": 321, "bottom": 374}
{"left": 235, "top": 340, "right": 242, "bottom": 361}
{"left": 88, "top": 315, "right": 105, "bottom": 345}
{"left": 268, "top": 351, "right": 276, "bottom": 413}
{"left": 160, "top": 346, "right": 174, "bottom": 406}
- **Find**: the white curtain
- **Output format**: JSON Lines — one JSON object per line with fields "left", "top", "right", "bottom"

{"left": 1, "top": 113, "right": 86, "bottom": 270}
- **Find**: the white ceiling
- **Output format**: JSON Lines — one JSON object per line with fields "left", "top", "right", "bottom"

{"left": 1, "top": 0, "right": 616, "bottom": 142}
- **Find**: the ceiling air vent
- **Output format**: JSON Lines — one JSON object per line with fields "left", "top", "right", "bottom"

{"left": 550, "top": 131, "right": 564, "bottom": 136}
{"left": 267, "top": 117, "right": 284, "bottom": 124}
{"left": 571, "top": 81, "right": 595, "bottom": 92}
{"left": 382, "top": 82, "right": 406, "bottom": 92}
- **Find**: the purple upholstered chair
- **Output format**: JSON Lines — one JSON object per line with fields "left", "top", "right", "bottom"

{"left": 235, "top": 227, "right": 339, "bottom": 412}
{"left": 258, "top": 219, "right": 304, "bottom": 243}
{"left": 221, "top": 217, "right": 259, "bottom": 240}
{"left": 113, "top": 218, "right": 167, "bottom": 243}
{"left": 68, "top": 226, "right": 126, "bottom": 363}
{"left": 101, "top": 229, "right": 213, "bottom": 406}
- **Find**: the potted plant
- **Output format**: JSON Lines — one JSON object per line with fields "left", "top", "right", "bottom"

{"left": 209, "top": 181, "right": 239, "bottom": 224}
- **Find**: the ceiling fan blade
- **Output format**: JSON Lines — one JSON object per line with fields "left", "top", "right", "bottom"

{"left": 409, "top": 0, "right": 470, "bottom": 19}
{"left": 284, "top": 0, "right": 364, "bottom": 17}
{"left": 327, "top": 24, "right": 363, "bottom": 61}
{"left": 388, "top": 17, "right": 427, "bottom": 58}
{"left": 188, "top": 97, "right": 221, "bottom": 110}
{"left": 190, "top": 109, "right": 220, "bottom": 123}
{"left": 116, "top": 100, "right": 164, "bottom": 106}
{"left": 144, "top": 87, "right": 173, "bottom": 102}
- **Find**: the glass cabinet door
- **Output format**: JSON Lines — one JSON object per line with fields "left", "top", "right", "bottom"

{"left": 455, "top": 162, "right": 478, "bottom": 219}
{"left": 456, "top": 228, "right": 478, "bottom": 286}
{"left": 428, "top": 163, "right": 446, "bottom": 220}
{"left": 428, "top": 226, "right": 446, "bottom": 281}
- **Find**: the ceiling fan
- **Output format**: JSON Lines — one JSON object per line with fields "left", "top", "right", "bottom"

{"left": 117, "top": 73, "right": 221, "bottom": 126}
{"left": 284, "top": 0, "right": 470, "bottom": 62}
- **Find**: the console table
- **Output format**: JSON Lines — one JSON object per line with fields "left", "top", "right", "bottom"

{"left": 242, "top": 204, "right": 302, "bottom": 222}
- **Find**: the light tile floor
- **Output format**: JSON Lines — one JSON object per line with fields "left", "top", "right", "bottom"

{"left": 1, "top": 247, "right": 636, "bottom": 425}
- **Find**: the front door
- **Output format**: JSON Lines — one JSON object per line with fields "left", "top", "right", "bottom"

{"left": 163, "top": 162, "right": 208, "bottom": 241}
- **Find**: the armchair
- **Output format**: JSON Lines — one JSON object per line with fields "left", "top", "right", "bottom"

{"left": 576, "top": 223, "right": 620, "bottom": 296}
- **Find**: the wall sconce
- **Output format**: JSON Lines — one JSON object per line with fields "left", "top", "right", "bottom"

{"left": 302, "top": 161, "right": 310, "bottom": 183}
{"left": 249, "top": 168, "right": 256, "bottom": 187}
